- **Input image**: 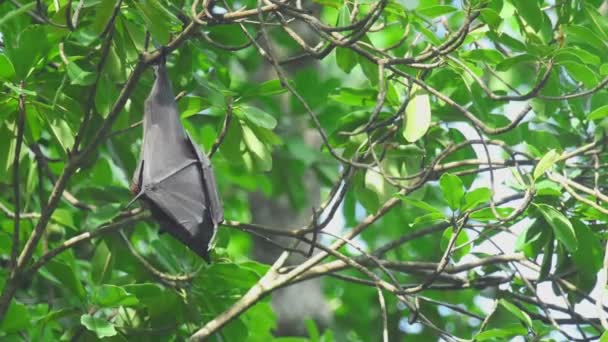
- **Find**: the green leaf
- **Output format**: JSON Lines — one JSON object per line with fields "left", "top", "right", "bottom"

{"left": 358, "top": 55, "right": 379, "bottom": 85}
{"left": 5, "top": 82, "right": 36, "bottom": 96}
{"left": 499, "top": 299, "right": 532, "bottom": 328}
{"left": 495, "top": 53, "right": 537, "bottom": 71}
{"left": 588, "top": 105, "right": 608, "bottom": 121}
{"left": 440, "top": 173, "right": 465, "bottom": 211}
{"left": 539, "top": 239, "right": 554, "bottom": 280}
{"left": 601, "top": 330, "right": 608, "bottom": 342}
{"left": 403, "top": 85, "right": 431, "bottom": 142}
{"left": 241, "top": 79, "right": 288, "bottom": 100}
{"left": 80, "top": 314, "right": 117, "bottom": 338}
{"left": 336, "top": 47, "right": 358, "bottom": 73}
{"left": 46, "top": 117, "right": 75, "bottom": 154}
{"left": 462, "top": 187, "right": 491, "bottom": 211}
{"left": 0, "top": 54, "right": 16, "bottom": 80}
{"left": 336, "top": 5, "right": 358, "bottom": 73}
{"left": 571, "top": 219, "right": 603, "bottom": 277}
{"left": 0, "top": 2, "right": 35, "bottom": 27}
{"left": 533, "top": 149, "right": 560, "bottom": 180}
{"left": 535, "top": 203, "right": 577, "bottom": 252}
{"left": 364, "top": 168, "right": 385, "bottom": 197}
{"left": 417, "top": 5, "right": 457, "bottom": 18}
{"left": 85, "top": 204, "right": 121, "bottom": 229}
{"left": 440, "top": 227, "right": 470, "bottom": 262}
{"left": 511, "top": 0, "right": 543, "bottom": 32}
{"left": 461, "top": 49, "right": 504, "bottom": 64}
{"left": 5, "top": 25, "right": 49, "bottom": 78}
{"left": 132, "top": 0, "right": 177, "bottom": 44}
{"left": 565, "top": 25, "right": 607, "bottom": 54}
{"left": 91, "top": 240, "right": 114, "bottom": 284}
{"left": 92, "top": 285, "right": 139, "bottom": 308}
{"left": 124, "top": 283, "right": 178, "bottom": 318}
{"left": 412, "top": 20, "right": 441, "bottom": 45}
{"left": 305, "top": 319, "right": 320, "bottom": 341}
{"left": 470, "top": 207, "right": 514, "bottom": 221}
{"left": 51, "top": 208, "right": 77, "bottom": 230}
{"left": 330, "top": 88, "right": 377, "bottom": 106}
{"left": 480, "top": 8, "right": 501, "bottom": 30}
{"left": 66, "top": 62, "right": 96, "bottom": 86}
{"left": 475, "top": 326, "right": 528, "bottom": 340}
{"left": 400, "top": 196, "right": 444, "bottom": 215}
{"left": 554, "top": 47, "right": 601, "bottom": 66}
{"left": 412, "top": 212, "right": 447, "bottom": 227}
{"left": 43, "top": 259, "right": 86, "bottom": 300}
{"left": 95, "top": 74, "right": 118, "bottom": 117}
{"left": 0, "top": 300, "right": 30, "bottom": 333}
{"left": 241, "top": 301, "right": 277, "bottom": 342}
{"left": 242, "top": 124, "right": 272, "bottom": 171}
{"left": 560, "top": 61, "right": 599, "bottom": 88}
{"left": 91, "top": 0, "right": 117, "bottom": 36}
{"left": 234, "top": 105, "right": 277, "bottom": 129}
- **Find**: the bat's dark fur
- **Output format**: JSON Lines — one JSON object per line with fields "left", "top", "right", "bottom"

{"left": 130, "top": 56, "right": 223, "bottom": 262}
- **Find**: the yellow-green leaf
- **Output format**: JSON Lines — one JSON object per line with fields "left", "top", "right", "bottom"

{"left": 403, "top": 85, "right": 431, "bottom": 142}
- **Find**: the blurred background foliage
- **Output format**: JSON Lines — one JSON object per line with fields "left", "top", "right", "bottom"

{"left": 1, "top": 0, "right": 608, "bottom": 341}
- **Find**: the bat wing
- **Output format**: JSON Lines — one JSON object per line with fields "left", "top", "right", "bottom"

{"left": 185, "top": 134, "right": 224, "bottom": 226}
{"left": 144, "top": 162, "right": 216, "bottom": 261}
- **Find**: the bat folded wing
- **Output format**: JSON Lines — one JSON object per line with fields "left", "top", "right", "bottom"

{"left": 186, "top": 134, "right": 224, "bottom": 226}
{"left": 144, "top": 163, "right": 217, "bottom": 261}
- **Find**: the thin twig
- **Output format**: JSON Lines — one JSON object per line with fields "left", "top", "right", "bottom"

{"left": 10, "top": 82, "right": 27, "bottom": 269}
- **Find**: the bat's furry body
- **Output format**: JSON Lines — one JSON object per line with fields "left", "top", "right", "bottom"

{"left": 130, "top": 58, "right": 223, "bottom": 262}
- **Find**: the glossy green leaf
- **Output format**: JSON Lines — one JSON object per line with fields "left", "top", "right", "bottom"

{"left": 480, "top": 8, "right": 501, "bottom": 30}
{"left": 0, "top": 2, "right": 35, "bottom": 27}
{"left": 400, "top": 196, "right": 444, "bottom": 215}
{"left": 132, "top": 0, "right": 177, "bottom": 44}
{"left": 92, "top": 285, "right": 139, "bottom": 308}
{"left": 336, "top": 5, "right": 358, "bottom": 73}
{"left": 440, "top": 227, "right": 470, "bottom": 262}
{"left": 417, "top": 5, "right": 457, "bottom": 18}
{"left": 242, "top": 124, "right": 272, "bottom": 171}
{"left": 80, "top": 314, "right": 117, "bottom": 338}
{"left": 588, "top": 105, "right": 608, "bottom": 121}
{"left": 403, "top": 85, "right": 431, "bottom": 142}
{"left": 0, "top": 300, "right": 30, "bottom": 333}
{"left": 533, "top": 149, "right": 560, "bottom": 180}
{"left": 43, "top": 259, "right": 86, "bottom": 300}
{"left": 511, "top": 0, "right": 543, "bottom": 32}
{"left": 462, "top": 187, "right": 491, "bottom": 211}
{"left": 475, "top": 326, "right": 527, "bottom": 340}
{"left": 561, "top": 61, "right": 599, "bottom": 88}
{"left": 0, "top": 54, "right": 16, "bottom": 80}
{"left": 91, "top": 240, "right": 114, "bottom": 284}
{"left": 66, "top": 62, "right": 96, "bottom": 86}
{"left": 235, "top": 105, "right": 277, "bottom": 129}
{"left": 51, "top": 208, "right": 77, "bottom": 230}
{"left": 535, "top": 203, "right": 577, "bottom": 252}
{"left": 364, "top": 168, "right": 385, "bottom": 197}
{"left": 440, "top": 173, "right": 465, "bottom": 211}
{"left": 499, "top": 299, "right": 532, "bottom": 328}
{"left": 564, "top": 25, "right": 607, "bottom": 54}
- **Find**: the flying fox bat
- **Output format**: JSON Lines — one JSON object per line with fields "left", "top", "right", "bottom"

{"left": 129, "top": 56, "right": 223, "bottom": 262}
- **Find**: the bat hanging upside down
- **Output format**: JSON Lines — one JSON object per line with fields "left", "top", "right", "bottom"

{"left": 129, "top": 55, "right": 223, "bottom": 262}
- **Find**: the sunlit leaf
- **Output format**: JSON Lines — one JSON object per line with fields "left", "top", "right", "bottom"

{"left": 403, "top": 85, "right": 431, "bottom": 142}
